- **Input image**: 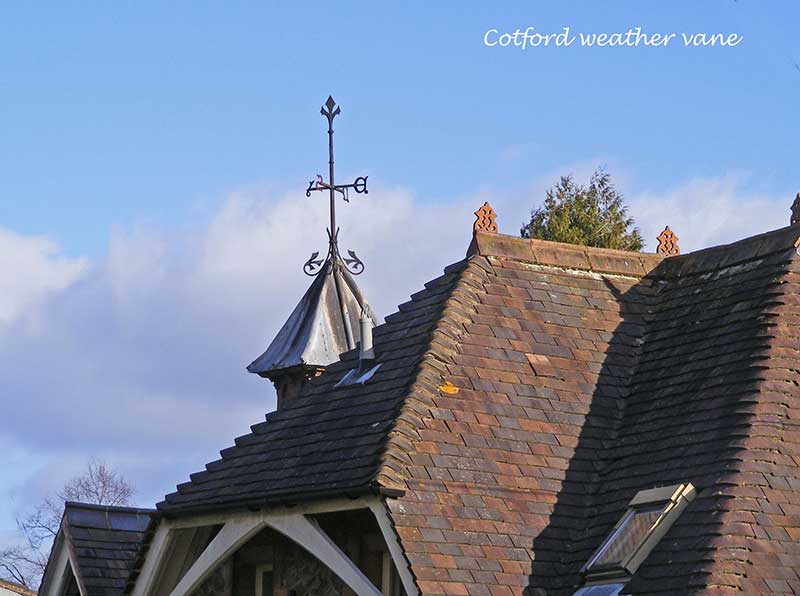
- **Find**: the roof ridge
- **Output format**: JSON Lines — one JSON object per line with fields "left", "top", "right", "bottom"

{"left": 655, "top": 223, "right": 800, "bottom": 279}
{"left": 157, "top": 255, "right": 473, "bottom": 515}
{"left": 374, "top": 255, "right": 490, "bottom": 491}
{"left": 471, "top": 225, "right": 800, "bottom": 281}
{"left": 64, "top": 501, "right": 156, "bottom": 514}
{"left": 733, "top": 250, "right": 800, "bottom": 455}
{"left": 470, "top": 231, "right": 664, "bottom": 278}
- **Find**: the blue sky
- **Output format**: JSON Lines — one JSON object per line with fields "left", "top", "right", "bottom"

{"left": 1, "top": 1, "right": 797, "bottom": 255}
{"left": 0, "top": 0, "right": 798, "bottom": 566}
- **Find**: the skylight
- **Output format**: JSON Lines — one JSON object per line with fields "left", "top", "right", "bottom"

{"left": 580, "top": 483, "right": 695, "bottom": 585}
{"left": 573, "top": 585, "right": 624, "bottom": 596}
{"left": 335, "top": 363, "right": 382, "bottom": 387}
{"left": 586, "top": 506, "right": 664, "bottom": 569}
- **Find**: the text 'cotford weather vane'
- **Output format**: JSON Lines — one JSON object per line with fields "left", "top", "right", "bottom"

{"left": 303, "top": 96, "right": 369, "bottom": 276}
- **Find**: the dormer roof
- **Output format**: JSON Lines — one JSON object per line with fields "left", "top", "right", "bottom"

{"left": 39, "top": 502, "right": 155, "bottom": 596}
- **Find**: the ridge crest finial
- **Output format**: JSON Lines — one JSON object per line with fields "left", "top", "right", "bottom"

{"left": 656, "top": 226, "right": 680, "bottom": 256}
{"left": 473, "top": 202, "right": 498, "bottom": 234}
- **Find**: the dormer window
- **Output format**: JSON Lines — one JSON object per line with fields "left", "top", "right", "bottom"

{"left": 575, "top": 483, "right": 696, "bottom": 594}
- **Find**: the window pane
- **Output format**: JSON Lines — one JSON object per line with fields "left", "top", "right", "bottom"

{"left": 590, "top": 506, "right": 664, "bottom": 568}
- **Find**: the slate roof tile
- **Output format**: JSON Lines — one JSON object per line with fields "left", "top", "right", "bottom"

{"left": 156, "top": 225, "right": 800, "bottom": 595}
{"left": 56, "top": 502, "right": 154, "bottom": 596}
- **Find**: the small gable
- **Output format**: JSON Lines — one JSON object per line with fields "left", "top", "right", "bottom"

{"left": 40, "top": 502, "right": 154, "bottom": 596}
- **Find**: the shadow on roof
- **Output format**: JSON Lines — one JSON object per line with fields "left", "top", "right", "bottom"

{"left": 529, "top": 226, "right": 800, "bottom": 594}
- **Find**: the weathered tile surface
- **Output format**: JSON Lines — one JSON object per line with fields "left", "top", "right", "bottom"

{"left": 158, "top": 264, "right": 466, "bottom": 513}
{"left": 59, "top": 502, "right": 154, "bottom": 596}
{"left": 158, "top": 227, "right": 800, "bottom": 596}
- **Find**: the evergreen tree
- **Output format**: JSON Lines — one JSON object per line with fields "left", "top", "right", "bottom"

{"left": 521, "top": 169, "right": 643, "bottom": 251}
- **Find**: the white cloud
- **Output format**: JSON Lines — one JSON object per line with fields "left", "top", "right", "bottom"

{"left": 495, "top": 165, "right": 792, "bottom": 254}
{"left": 0, "top": 185, "right": 479, "bottom": 521}
{"left": 0, "top": 173, "right": 792, "bottom": 535}
{"left": 629, "top": 175, "right": 790, "bottom": 253}
{"left": 0, "top": 228, "right": 87, "bottom": 325}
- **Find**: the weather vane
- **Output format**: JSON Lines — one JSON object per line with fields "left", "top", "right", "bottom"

{"left": 303, "top": 96, "right": 369, "bottom": 276}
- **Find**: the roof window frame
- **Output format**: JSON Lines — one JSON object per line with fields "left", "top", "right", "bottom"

{"left": 581, "top": 483, "right": 696, "bottom": 583}
{"left": 572, "top": 584, "right": 624, "bottom": 596}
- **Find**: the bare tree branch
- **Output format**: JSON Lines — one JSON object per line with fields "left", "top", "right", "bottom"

{"left": 59, "top": 460, "right": 134, "bottom": 508}
{"left": 0, "top": 460, "right": 135, "bottom": 590}
{"left": 0, "top": 547, "right": 36, "bottom": 588}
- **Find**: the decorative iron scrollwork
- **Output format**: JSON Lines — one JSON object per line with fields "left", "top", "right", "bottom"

{"left": 353, "top": 176, "right": 368, "bottom": 194}
{"left": 303, "top": 251, "right": 324, "bottom": 276}
{"left": 306, "top": 174, "right": 325, "bottom": 198}
{"left": 343, "top": 250, "right": 364, "bottom": 275}
{"left": 306, "top": 174, "right": 369, "bottom": 202}
{"left": 301, "top": 96, "right": 368, "bottom": 275}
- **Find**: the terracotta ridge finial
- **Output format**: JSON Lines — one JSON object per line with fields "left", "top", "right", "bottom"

{"left": 473, "top": 201, "right": 498, "bottom": 234}
{"left": 656, "top": 226, "right": 680, "bottom": 256}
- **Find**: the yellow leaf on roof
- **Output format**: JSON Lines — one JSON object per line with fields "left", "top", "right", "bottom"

{"left": 438, "top": 380, "right": 460, "bottom": 394}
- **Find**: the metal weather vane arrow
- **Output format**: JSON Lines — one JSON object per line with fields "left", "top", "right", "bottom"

{"left": 303, "top": 96, "right": 369, "bottom": 276}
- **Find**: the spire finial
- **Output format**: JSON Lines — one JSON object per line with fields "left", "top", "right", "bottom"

{"left": 474, "top": 202, "right": 498, "bottom": 234}
{"left": 791, "top": 193, "right": 800, "bottom": 226}
{"left": 321, "top": 95, "right": 340, "bottom": 123}
{"left": 656, "top": 226, "right": 680, "bottom": 256}
{"left": 303, "top": 96, "right": 369, "bottom": 276}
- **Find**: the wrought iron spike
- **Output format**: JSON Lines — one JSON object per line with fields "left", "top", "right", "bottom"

{"left": 321, "top": 96, "right": 341, "bottom": 121}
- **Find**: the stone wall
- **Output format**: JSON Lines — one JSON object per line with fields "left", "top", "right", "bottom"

{"left": 194, "top": 559, "right": 233, "bottom": 596}
{"left": 280, "top": 540, "right": 344, "bottom": 596}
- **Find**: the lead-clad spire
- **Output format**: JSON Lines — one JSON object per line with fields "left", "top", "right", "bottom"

{"left": 248, "top": 96, "right": 375, "bottom": 408}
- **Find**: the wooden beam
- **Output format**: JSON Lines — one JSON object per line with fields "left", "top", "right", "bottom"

{"left": 169, "top": 518, "right": 264, "bottom": 596}
{"left": 166, "top": 497, "right": 376, "bottom": 530}
{"left": 61, "top": 526, "right": 89, "bottom": 596}
{"left": 381, "top": 552, "right": 392, "bottom": 595}
{"left": 369, "top": 502, "right": 418, "bottom": 596}
{"left": 134, "top": 497, "right": 417, "bottom": 596}
{"left": 129, "top": 522, "right": 173, "bottom": 596}
{"left": 38, "top": 533, "right": 70, "bottom": 596}
{"left": 266, "top": 514, "right": 382, "bottom": 596}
